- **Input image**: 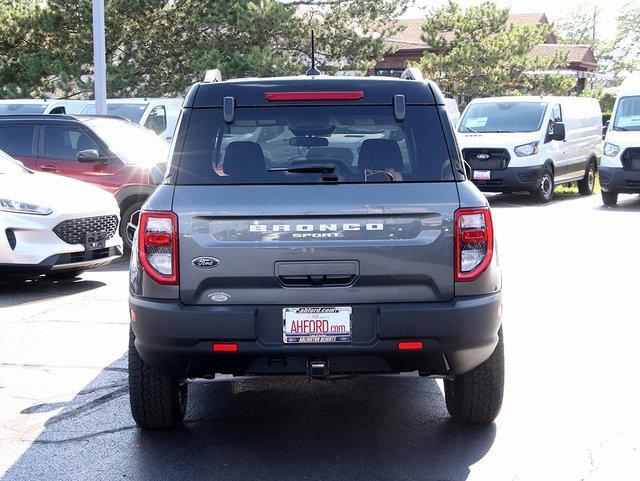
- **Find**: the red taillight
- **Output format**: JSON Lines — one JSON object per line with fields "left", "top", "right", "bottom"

{"left": 264, "top": 91, "right": 364, "bottom": 101}
{"left": 454, "top": 207, "right": 494, "bottom": 282}
{"left": 212, "top": 343, "right": 238, "bottom": 353}
{"left": 138, "top": 211, "right": 179, "bottom": 285}
{"left": 398, "top": 340, "right": 423, "bottom": 351}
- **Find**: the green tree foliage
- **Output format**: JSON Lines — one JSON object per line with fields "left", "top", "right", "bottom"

{"left": 419, "top": 1, "right": 575, "bottom": 102}
{"left": 613, "top": 1, "right": 640, "bottom": 75}
{"left": 0, "top": 0, "right": 408, "bottom": 98}
{"left": 556, "top": 4, "right": 620, "bottom": 77}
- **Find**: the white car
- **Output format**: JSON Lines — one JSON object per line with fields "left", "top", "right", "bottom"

{"left": 79, "top": 98, "right": 183, "bottom": 142}
{"left": 0, "top": 150, "right": 122, "bottom": 280}
{"left": 600, "top": 73, "right": 640, "bottom": 206}
{"left": 457, "top": 96, "right": 602, "bottom": 202}
{"left": 0, "top": 99, "right": 89, "bottom": 115}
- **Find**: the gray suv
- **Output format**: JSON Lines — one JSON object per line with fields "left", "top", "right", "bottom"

{"left": 128, "top": 73, "right": 503, "bottom": 429}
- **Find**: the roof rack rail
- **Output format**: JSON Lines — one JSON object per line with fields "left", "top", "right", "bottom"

{"left": 400, "top": 68, "right": 424, "bottom": 81}
{"left": 203, "top": 69, "right": 223, "bottom": 83}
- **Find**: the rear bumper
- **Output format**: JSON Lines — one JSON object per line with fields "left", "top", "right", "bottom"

{"left": 472, "top": 165, "right": 545, "bottom": 192}
{"left": 130, "top": 293, "right": 502, "bottom": 378}
{"left": 599, "top": 166, "right": 640, "bottom": 193}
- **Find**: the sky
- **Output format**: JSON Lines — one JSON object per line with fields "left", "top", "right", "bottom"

{"left": 404, "top": 0, "right": 635, "bottom": 40}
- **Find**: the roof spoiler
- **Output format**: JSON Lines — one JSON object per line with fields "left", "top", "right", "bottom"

{"left": 203, "top": 69, "right": 222, "bottom": 83}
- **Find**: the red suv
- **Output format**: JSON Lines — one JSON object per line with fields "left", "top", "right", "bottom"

{"left": 0, "top": 115, "right": 169, "bottom": 250}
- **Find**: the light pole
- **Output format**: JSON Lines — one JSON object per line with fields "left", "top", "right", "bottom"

{"left": 92, "top": 0, "right": 107, "bottom": 114}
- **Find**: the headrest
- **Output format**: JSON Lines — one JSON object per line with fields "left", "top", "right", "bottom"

{"left": 357, "top": 139, "right": 403, "bottom": 172}
{"left": 223, "top": 141, "right": 266, "bottom": 181}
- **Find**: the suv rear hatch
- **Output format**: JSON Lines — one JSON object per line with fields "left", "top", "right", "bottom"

{"left": 172, "top": 88, "right": 460, "bottom": 305}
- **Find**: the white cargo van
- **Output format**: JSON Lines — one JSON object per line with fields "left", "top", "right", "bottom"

{"left": 600, "top": 74, "right": 640, "bottom": 205}
{"left": 444, "top": 98, "right": 461, "bottom": 125}
{"left": 457, "top": 96, "right": 602, "bottom": 202}
{"left": 79, "top": 98, "right": 183, "bottom": 142}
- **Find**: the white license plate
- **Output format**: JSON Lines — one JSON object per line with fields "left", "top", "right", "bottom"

{"left": 283, "top": 307, "right": 352, "bottom": 344}
{"left": 473, "top": 170, "right": 491, "bottom": 180}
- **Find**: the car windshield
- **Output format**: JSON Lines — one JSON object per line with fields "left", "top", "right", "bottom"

{"left": 0, "top": 150, "right": 29, "bottom": 174}
{"left": 459, "top": 102, "right": 547, "bottom": 133}
{"left": 175, "top": 105, "right": 455, "bottom": 185}
{"left": 0, "top": 103, "right": 47, "bottom": 115}
{"left": 613, "top": 96, "right": 640, "bottom": 131}
{"left": 86, "top": 119, "right": 169, "bottom": 166}
{"left": 81, "top": 102, "right": 148, "bottom": 122}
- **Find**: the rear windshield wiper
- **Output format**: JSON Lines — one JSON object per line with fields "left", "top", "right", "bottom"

{"left": 269, "top": 164, "right": 336, "bottom": 174}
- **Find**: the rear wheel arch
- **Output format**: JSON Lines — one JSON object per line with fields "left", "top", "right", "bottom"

{"left": 119, "top": 194, "right": 148, "bottom": 252}
{"left": 119, "top": 194, "right": 148, "bottom": 216}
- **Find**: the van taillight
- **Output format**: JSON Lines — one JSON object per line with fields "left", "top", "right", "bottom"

{"left": 138, "top": 211, "right": 179, "bottom": 285}
{"left": 454, "top": 207, "right": 493, "bottom": 282}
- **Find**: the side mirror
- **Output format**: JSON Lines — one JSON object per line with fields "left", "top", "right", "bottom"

{"left": 148, "top": 162, "right": 167, "bottom": 186}
{"left": 77, "top": 149, "right": 107, "bottom": 163}
{"left": 550, "top": 122, "right": 566, "bottom": 141}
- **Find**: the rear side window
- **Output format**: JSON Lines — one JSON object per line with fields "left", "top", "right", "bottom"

{"left": 43, "top": 126, "right": 99, "bottom": 161}
{"left": 0, "top": 125, "right": 36, "bottom": 157}
{"left": 176, "top": 106, "right": 454, "bottom": 184}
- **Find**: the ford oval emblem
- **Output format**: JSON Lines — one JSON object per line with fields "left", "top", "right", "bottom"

{"left": 192, "top": 256, "right": 221, "bottom": 268}
{"left": 476, "top": 153, "right": 490, "bottom": 160}
{"left": 208, "top": 292, "right": 230, "bottom": 302}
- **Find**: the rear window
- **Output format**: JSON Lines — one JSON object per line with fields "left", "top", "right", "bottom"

{"left": 176, "top": 106, "right": 455, "bottom": 184}
{"left": 0, "top": 103, "right": 47, "bottom": 115}
{"left": 81, "top": 103, "right": 148, "bottom": 122}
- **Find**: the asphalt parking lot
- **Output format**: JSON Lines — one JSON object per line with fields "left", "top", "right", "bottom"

{"left": 1, "top": 192, "right": 640, "bottom": 481}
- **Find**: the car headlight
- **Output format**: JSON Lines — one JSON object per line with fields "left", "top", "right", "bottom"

{"left": 603, "top": 142, "right": 620, "bottom": 157}
{"left": 0, "top": 198, "right": 52, "bottom": 215}
{"left": 514, "top": 141, "right": 539, "bottom": 157}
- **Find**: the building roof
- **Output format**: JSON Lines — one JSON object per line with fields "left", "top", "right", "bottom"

{"left": 508, "top": 12, "right": 548, "bottom": 25}
{"left": 530, "top": 44, "right": 597, "bottom": 68}
{"left": 387, "top": 19, "right": 427, "bottom": 49}
{"left": 380, "top": 13, "right": 594, "bottom": 71}
{"left": 386, "top": 13, "right": 553, "bottom": 50}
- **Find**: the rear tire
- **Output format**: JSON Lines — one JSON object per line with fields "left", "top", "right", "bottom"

{"left": 45, "top": 269, "right": 85, "bottom": 280}
{"left": 602, "top": 191, "right": 618, "bottom": 206}
{"left": 534, "top": 167, "right": 554, "bottom": 203}
{"left": 578, "top": 161, "right": 596, "bottom": 196}
{"left": 444, "top": 327, "right": 504, "bottom": 424}
{"left": 128, "top": 330, "right": 187, "bottom": 429}
{"left": 121, "top": 201, "right": 144, "bottom": 253}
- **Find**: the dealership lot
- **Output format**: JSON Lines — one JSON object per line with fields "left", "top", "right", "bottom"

{"left": 1, "top": 192, "right": 639, "bottom": 481}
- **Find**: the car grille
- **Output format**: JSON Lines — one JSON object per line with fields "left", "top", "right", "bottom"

{"left": 462, "top": 148, "right": 510, "bottom": 170}
{"left": 53, "top": 215, "right": 119, "bottom": 245}
{"left": 621, "top": 148, "right": 640, "bottom": 171}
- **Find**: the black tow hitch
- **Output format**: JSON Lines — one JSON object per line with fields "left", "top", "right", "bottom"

{"left": 308, "top": 360, "right": 329, "bottom": 380}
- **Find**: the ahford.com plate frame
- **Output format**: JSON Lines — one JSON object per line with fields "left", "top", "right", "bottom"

{"left": 282, "top": 307, "right": 352, "bottom": 344}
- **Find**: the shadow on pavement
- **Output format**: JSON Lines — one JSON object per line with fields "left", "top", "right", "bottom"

{"left": 0, "top": 277, "right": 105, "bottom": 308}
{"left": 3, "top": 355, "right": 497, "bottom": 481}
{"left": 486, "top": 190, "right": 590, "bottom": 208}
{"left": 93, "top": 256, "right": 130, "bottom": 272}
{"left": 593, "top": 194, "right": 640, "bottom": 212}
